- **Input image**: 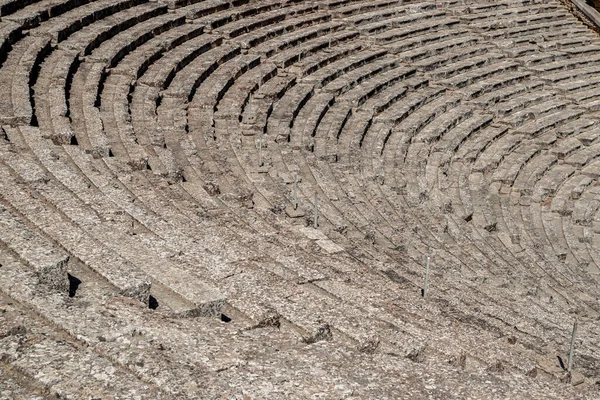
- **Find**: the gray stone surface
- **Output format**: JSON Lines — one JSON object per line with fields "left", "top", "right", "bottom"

{"left": 0, "top": 0, "right": 600, "bottom": 398}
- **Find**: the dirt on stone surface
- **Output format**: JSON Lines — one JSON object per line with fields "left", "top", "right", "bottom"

{"left": 1, "top": 0, "right": 600, "bottom": 398}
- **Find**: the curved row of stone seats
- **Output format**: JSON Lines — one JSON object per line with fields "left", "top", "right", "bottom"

{"left": 532, "top": 52, "right": 600, "bottom": 75}
{"left": 0, "top": 0, "right": 556, "bottom": 366}
{"left": 113, "top": 121, "right": 516, "bottom": 366}
{"left": 319, "top": 121, "right": 406, "bottom": 244}
{"left": 418, "top": 53, "right": 600, "bottom": 302}
{"left": 267, "top": 29, "right": 357, "bottom": 69}
{"left": 31, "top": 2, "right": 167, "bottom": 143}
{"left": 185, "top": 0, "right": 284, "bottom": 31}
{"left": 240, "top": 120, "right": 568, "bottom": 376}
{"left": 514, "top": 180, "right": 598, "bottom": 291}
{"left": 562, "top": 87, "right": 600, "bottom": 111}
{"left": 1, "top": 0, "right": 599, "bottom": 393}
{"left": 143, "top": 3, "right": 344, "bottom": 141}
{"left": 99, "top": 22, "right": 209, "bottom": 167}
{"left": 159, "top": 41, "right": 239, "bottom": 100}
{"left": 288, "top": 41, "right": 363, "bottom": 79}
{"left": 322, "top": 111, "right": 588, "bottom": 358}
{"left": 149, "top": 42, "right": 243, "bottom": 177}
{"left": 489, "top": 87, "right": 557, "bottom": 117}
{"left": 1, "top": 0, "right": 141, "bottom": 127}
{"left": 1, "top": 240, "right": 424, "bottom": 398}
{"left": 373, "top": 16, "right": 462, "bottom": 45}
{"left": 0, "top": 0, "right": 41, "bottom": 16}
{"left": 23, "top": 2, "right": 164, "bottom": 142}
{"left": 158, "top": 14, "right": 506, "bottom": 334}
{"left": 331, "top": 0, "right": 401, "bottom": 19}
{"left": 356, "top": 4, "right": 596, "bottom": 306}
{"left": 57, "top": 2, "right": 166, "bottom": 56}
{"left": 541, "top": 64, "right": 600, "bottom": 85}
{"left": 341, "top": 0, "right": 433, "bottom": 26}
{"left": 65, "top": 6, "right": 186, "bottom": 156}
{"left": 212, "top": 2, "right": 320, "bottom": 39}
{"left": 464, "top": 4, "right": 564, "bottom": 31}
{"left": 1, "top": 1, "right": 262, "bottom": 316}
{"left": 54, "top": 9, "right": 472, "bottom": 354}
{"left": 479, "top": 16, "right": 579, "bottom": 41}
{"left": 0, "top": 282, "right": 169, "bottom": 398}
{"left": 358, "top": 8, "right": 448, "bottom": 36}
{"left": 0, "top": 129, "right": 152, "bottom": 301}
{"left": 501, "top": 98, "right": 568, "bottom": 127}
{"left": 0, "top": 35, "right": 52, "bottom": 126}
{"left": 272, "top": 20, "right": 520, "bottom": 292}
{"left": 459, "top": 1, "right": 560, "bottom": 21}
{"left": 31, "top": 0, "right": 150, "bottom": 44}
{"left": 515, "top": 107, "right": 585, "bottom": 137}
{"left": 458, "top": 72, "right": 538, "bottom": 103}
{"left": 303, "top": 49, "right": 388, "bottom": 89}
{"left": 0, "top": 200, "right": 69, "bottom": 291}
{"left": 242, "top": 12, "right": 335, "bottom": 51}
{"left": 271, "top": 99, "right": 374, "bottom": 237}
{"left": 0, "top": 21, "right": 24, "bottom": 67}
{"left": 387, "top": 138, "right": 592, "bottom": 312}
{"left": 85, "top": 13, "right": 188, "bottom": 70}
{"left": 1, "top": 0, "right": 97, "bottom": 30}
{"left": 411, "top": 43, "right": 497, "bottom": 75}
{"left": 439, "top": 60, "right": 523, "bottom": 89}
{"left": 11, "top": 122, "right": 262, "bottom": 315}
{"left": 250, "top": 21, "right": 348, "bottom": 60}
{"left": 78, "top": 0, "right": 584, "bottom": 378}
{"left": 172, "top": 26, "right": 366, "bottom": 176}
{"left": 3, "top": 249, "right": 582, "bottom": 399}
{"left": 9, "top": 127, "right": 231, "bottom": 317}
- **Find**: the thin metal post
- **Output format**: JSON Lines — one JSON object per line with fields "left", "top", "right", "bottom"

{"left": 568, "top": 320, "right": 578, "bottom": 372}
{"left": 423, "top": 256, "right": 430, "bottom": 297}
{"left": 258, "top": 136, "right": 263, "bottom": 167}
{"left": 293, "top": 173, "right": 298, "bottom": 210}
{"left": 313, "top": 193, "right": 318, "bottom": 228}
{"left": 246, "top": 93, "right": 253, "bottom": 120}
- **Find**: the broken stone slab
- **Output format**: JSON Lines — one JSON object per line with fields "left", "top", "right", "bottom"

{"left": 0, "top": 205, "right": 69, "bottom": 291}
{"left": 297, "top": 226, "right": 328, "bottom": 240}
{"left": 142, "top": 258, "right": 226, "bottom": 318}
{"left": 571, "top": 371, "right": 586, "bottom": 386}
{"left": 316, "top": 239, "right": 344, "bottom": 254}
{"left": 278, "top": 171, "right": 302, "bottom": 184}
{"left": 582, "top": 160, "right": 600, "bottom": 179}
{"left": 285, "top": 205, "right": 305, "bottom": 218}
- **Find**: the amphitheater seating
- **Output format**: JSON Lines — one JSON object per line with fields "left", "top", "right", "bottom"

{"left": 1, "top": 0, "right": 600, "bottom": 397}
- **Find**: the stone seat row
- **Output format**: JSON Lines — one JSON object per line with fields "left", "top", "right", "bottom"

{"left": 21, "top": 0, "right": 344, "bottom": 148}
{"left": 5, "top": 124, "right": 398, "bottom": 346}
{"left": 151, "top": 116, "right": 556, "bottom": 372}
{"left": 318, "top": 126, "right": 584, "bottom": 342}
{"left": 250, "top": 87, "right": 568, "bottom": 346}
{"left": 342, "top": 45, "right": 600, "bottom": 294}
{"left": 1, "top": 0, "right": 600, "bottom": 392}
{"left": 0, "top": 1, "right": 169, "bottom": 129}
{"left": 32, "top": 9, "right": 464, "bottom": 356}
{"left": 381, "top": 138, "right": 598, "bottom": 311}
{"left": 152, "top": 8, "right": 512, "bottom": 296}
{"left": 404, "top": 103, "right": 600, "bottom": 276}
{"left": 2, "top": 0, "right": 99, "bottom": 30}
{"left": 258, "top": 48, "right": 524, "bottom": 292}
